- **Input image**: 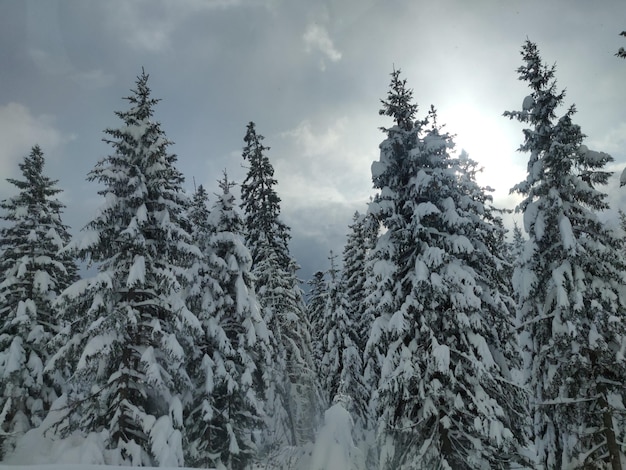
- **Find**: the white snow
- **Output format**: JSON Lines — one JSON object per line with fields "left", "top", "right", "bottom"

{"left": 76, "top": 333, "right": 117, "bottom": 370}
{"left": 432, "top": 342, "right": 450, "bottom": 373}
{"left": 558, "top": 215, "right": 575, "bottom": 251}
{"left": 126, "top": 255, "right": 146, "bottom": 287}
{"left": 75, "top": 229, "right": 101, "bottom": 251}
{"left": 309, "top": 400, "right": 364, "bottom": 470}
{"left": 33, "top": 270, "right": 53, "bottom": 293}
{"left": 578, "top": 144, "right": 611, "bottom": 165}
{"left": 2, "top": 337, "right": 25, "bottom": 378}
{"left": 522, "top": 95, "right": 534, "bottom": 111}
{"left": 371, "top": 159, "right": 387, "bottom": 179}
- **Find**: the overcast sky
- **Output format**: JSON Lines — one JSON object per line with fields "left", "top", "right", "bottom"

{"left": 1, "top": 0, "right": 626, "bottom": 281}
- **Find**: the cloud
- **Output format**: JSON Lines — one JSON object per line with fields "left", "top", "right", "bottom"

{"left": 70, "top": 69, "right": 116, "bottom": 90}
{"left": 282, "top": 118, "right": 344, "bottom": 157}
{"left": 277, "top": 117, "right": 375, "bottom": 208}
{"left": 303, "top": 23, "right": 342, "bottom": 69}
{"left": 28, "top": 47, "right": 70, "bottom": 76}
{"left": 28, "top": 48, "right": 115, "bottom": 90}
{"left": 0, "top": 103, "right": 71, "bottom": 192}
{"left": 99, "top": 0, "right": 249, "bottom": 53}
{"left": 586, "top": 122, "right": 626, "bottom": 159}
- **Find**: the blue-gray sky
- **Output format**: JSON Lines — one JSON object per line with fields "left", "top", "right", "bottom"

{"left": 1, "top": 0, "right": 625, "bottom": 281}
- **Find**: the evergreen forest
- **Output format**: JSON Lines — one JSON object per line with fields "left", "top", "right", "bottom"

{"left": 2, "top": 39, "right": 626, "bottom": 469}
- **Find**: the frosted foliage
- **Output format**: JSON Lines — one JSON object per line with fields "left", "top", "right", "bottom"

{"left": 314, "top": 254, "right": 368, "bottom": 441}
{"left": 240, "top": 122, "right": 321, "bottom": 450}
{"left": 126, "top": 255, "right": 145, "bottom": 287}
{"left": 507, "top": 40, "right": 626, "bottom": 468}
{"left": 558, "top": 216, "right": 574, "bottom": 251}
{"left": 432, "top": 343, "right": 450, "bottom": 373}
{"left": 340, "top": 212, "right": 377, "bottom": 440}
{"left": 44, "top": 71, "right": 197, "bottom": 466}
{"left": 0, "top": 145, "right": 77, "bottom": 457}
{"left": 184, "top": 180, "right": 269, "bottom": 469}
{"left": 522, "top": 95, "right": 534, "bottom": 111}
{"left": 149, "top": 416, "right": 183, "bottom": 467}
{"left": 367, "top": 70, "right": 525, "bottom": 469}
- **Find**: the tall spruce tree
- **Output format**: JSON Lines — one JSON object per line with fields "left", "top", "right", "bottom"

{"left": 184, "top": 176, "right": 270, "bottom": 469}
{"left": 240, "top": 123, "right": 291, "bottom": 270}
{"left": 48, "top": 71, "right": 199, "bottom": 466}
{"left": 505, "top": 40, "right": 626, "bottom": 469}
{"left": 0, "top": 145, "right": 77, "bottom": 457}
{"left": 240, "top": 122, "right": 320, "bottom": 449}
{"left": 368, "top": 69, "right": 526, "bottom": 469}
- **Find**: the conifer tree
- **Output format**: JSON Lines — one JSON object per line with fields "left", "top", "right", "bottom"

{"left": 48, "top": 71, "right": 199, "bottom": 466}
{"left": 0, "top": 145, "right": 77, "bottom": 456}
{"left": 240, "top": 123, "right": 291, "bottom": 270}
{"left": 505, "top": 40, "right": 626, "bottom": 469}
{"left": 317, "top": 253, "right": 367, "bottom": 422}
{"left": 188, "top": 184, "right": 211, "bottom": 248}
{"left": 510, "top": 223, "right": 525, "bottom": 263}
{"left": 185, "top": 175, "right": 270, "bottom": 469}
{"left": 341, "top": 211, "right": 379, "bottom": 464}
{"left": 307, "top": 270, "right": 327, "bottom": 366}
{"left": 240, "top": 122, "right": 320, "bottom": 448}
{"left": 342, "top": 212, "right": 377, "bottom": 357}
{"left": 369, "top": 69, "right": 526, "bottom": 469}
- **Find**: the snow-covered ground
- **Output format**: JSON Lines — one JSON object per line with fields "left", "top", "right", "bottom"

{"left": 0, "top": 400, "right": 366, "bottom": 470}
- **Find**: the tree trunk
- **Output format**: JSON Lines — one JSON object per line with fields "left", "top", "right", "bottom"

{"left": 598, "top": 384, "right": 622, "bottom": 470}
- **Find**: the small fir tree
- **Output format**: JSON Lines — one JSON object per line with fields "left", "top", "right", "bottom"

{"left": 0, "top": 145, "right": 77, "bottom": 456}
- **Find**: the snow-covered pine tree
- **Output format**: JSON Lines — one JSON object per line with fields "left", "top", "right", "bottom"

{"left": 47, "top": 71, "right": 200, "bottom": 466}
{"left": 317, "top": 252, "right": 366, "bottom": 418}
{"left": 341, "top": 211, "right": 379, "bottom": 466}
{"left": 369, "top": 69, "right": 526, "bottom": 469}
{"left": 0, "top": 145, "right": 77, "bottom": 457}
{"left": 510, "top": 223, "right": 525, "bottom": 265}
{"left": 240, "top": 122, "right": 320, "bottom": 449}
{"left": 184, "top": 174, "right": 270, "bottom": 469}
{"left": 307, "top": 270, "right": 327, "bottom": 366}
{"left": 504, "top": 222, "right": 526, "bottom": 304}
{"left": 342, "top": 212, "right": 377, "bottom": 412}
{"left": 505, "top": 40, "right": 626, "bottom": 470}
{"left": 342, "top": 211, "right": 377, "bottom": 358}
{"left": 188, "top": 183, "right": 212, "bottom": 249}
{"left": 241, "top": 122, "right": 291, "bottom": 270}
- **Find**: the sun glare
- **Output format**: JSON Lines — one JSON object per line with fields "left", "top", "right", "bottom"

{"left": 443, "top": 104, "right": 525, "bottom": 199}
